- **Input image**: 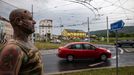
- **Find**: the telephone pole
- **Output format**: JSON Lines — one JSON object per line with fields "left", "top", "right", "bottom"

{"left": 87, "top": 17, "right": 90, "bottom": 42}
{"left": 59, "top": 17, "right": 63, "bottom": 35}
{"left": 106, "top": 16, "right": 109, "bottom": 43}
{"left": 31, "top": 4, "right": 34, "bottom": 43}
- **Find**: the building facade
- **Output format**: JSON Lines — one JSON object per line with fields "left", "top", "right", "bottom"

{"left": 62, "top": 29, "right": 86, "bottom": 39}
{"left": 39, "top": 19, "right": 53, "bottom": 41}
{"left": 0, "top": 16, "right": 13, "bottom": 42}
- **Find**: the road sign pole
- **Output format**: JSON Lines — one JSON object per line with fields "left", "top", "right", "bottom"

{"left": 115, "top": 30, "right": 119, "bottom": 75}
{"left": 110, "top": 20, "right": 124, "bottom": 75}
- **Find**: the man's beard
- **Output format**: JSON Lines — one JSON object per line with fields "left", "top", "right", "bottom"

{"left": 18, "top": 24, "right": 35, "bottom": 34}
{"left": 21, "top": 22, "right": 35, "bottom": 34}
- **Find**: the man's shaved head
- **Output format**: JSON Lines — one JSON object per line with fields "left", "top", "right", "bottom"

{"left": 9, "top": 9, "right": 36, "bottom": 34}
{"left": 9, "top": 9, "right": 31, "bottom": 25}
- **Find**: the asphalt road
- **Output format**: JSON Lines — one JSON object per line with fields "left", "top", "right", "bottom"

{"left": 40, "top": 45, "right": 134, "bottom": 74}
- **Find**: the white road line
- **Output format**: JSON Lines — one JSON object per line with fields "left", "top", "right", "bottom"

{"left": 112, "top": 55, "right": 120, "bottom": 59}
{"left": 88, "top": 62, "right": 104, "bottom": 67}
{"left": 111, "top": 47, "right": 124, "bottom": 59}
{"left": 118, "top": 48, "right": 124, "bottom": 54}
{"left": 123, "top": 48, "right": 131, "bottom": 52}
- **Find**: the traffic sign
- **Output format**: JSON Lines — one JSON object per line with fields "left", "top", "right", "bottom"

{"left": 110, "top": 20, "right": 125, "bottom": 31}
{"left": 110, "top": 20, "right": 125, "bottom": 75}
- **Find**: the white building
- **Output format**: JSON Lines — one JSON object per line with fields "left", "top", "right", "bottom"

{"left": 39, "top": 19, "right": 53, "bottom": 41}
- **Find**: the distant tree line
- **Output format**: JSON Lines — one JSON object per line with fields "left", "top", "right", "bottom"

{"left": 109, "top": 32, "right": 134, "bottom": 37}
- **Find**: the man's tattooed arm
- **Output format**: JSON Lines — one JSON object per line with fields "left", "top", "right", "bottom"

{"left": 0, "top": 44, "right": 23, "bottom": 75}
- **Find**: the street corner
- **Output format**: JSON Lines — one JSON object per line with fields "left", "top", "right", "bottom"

{"left": 122, "top": 47, "right": 134, "bottom": 53}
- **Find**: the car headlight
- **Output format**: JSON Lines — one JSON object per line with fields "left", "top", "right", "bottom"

{"left": 107, "top": 50, "right": 111, "bottom": 53}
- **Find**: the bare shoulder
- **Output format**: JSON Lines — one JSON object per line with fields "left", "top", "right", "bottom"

{"left": 1, "top": 44, "right": 22, "bottom": 56}
{"left": 0, "top": 44, "right": 23, "bottom": 71}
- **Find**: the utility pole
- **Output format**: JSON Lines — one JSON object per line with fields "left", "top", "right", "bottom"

{"left": 59, "top": 17, "right": 63, "bottom": 35}
{"left": 87, "top": 17, "right": 90, "bottom": 42}
{"left": 31, "top": 4, "right": 34, "bottom": 43}
{"left": 106, "top": 16, "right": 109, "bottom": 43}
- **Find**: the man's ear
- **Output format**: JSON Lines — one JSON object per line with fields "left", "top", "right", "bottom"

{"left": 14, "top": 17, "right": 23, "bottom": 26}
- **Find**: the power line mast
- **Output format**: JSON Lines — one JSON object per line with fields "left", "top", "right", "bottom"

{"left": 87, "top": 17, "right": 90, "bottom": 42}
{"left": 31, "top": 4, "right": 34, "bottom": 43}
{"left": 59, "top": 17, "right": 63, "bottom": 35}
{"left": 106, "top": 16, "right": 109, "bottom": 43}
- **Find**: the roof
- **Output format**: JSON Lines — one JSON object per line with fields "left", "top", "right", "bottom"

{"left": 64, "top": 29, "right": 85, "bottom": 33}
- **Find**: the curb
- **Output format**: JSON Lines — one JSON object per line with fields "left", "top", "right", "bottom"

{"left": 45, "top": 65, "right": 134, "bottom": 75}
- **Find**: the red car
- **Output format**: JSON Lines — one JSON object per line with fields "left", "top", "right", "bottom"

{"left": 57, "top": 42, "right": 111, "bottom": 61}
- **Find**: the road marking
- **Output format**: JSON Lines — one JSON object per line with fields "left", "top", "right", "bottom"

{"left": 111, "top": 47, "right": 123, "bottom": 59}
{"left": 123, "top": 48, "right": 134, "bottom": 53}
{"left": 124, "top": 48, "right": 129, "bottom": 52}
{"left": 118, "top": 47, "right": 124, "bottom": 54}
{"left": 88, "top": 62, "right": 104, "bottom": 67}
{"left": 112, "top": 55, "right": 119, "bottom": 59}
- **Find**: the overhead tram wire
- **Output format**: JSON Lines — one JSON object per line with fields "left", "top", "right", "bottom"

{"left": 118, "top": 0, "right": 129, "bottom": 19}
{"left": 103, "top": 0, "right": 134, "bottom": 13}
{"left": 0, "top": 0, "right": 19, "bottom": 8}
{"left": 64, "top": 0, "right": 98, "bottom": 17}
{"left": 34, "top": 2, "right": 76, "bottom": 13}
{"left": 53, "top": 22, "right": 87, "bottom": 28}
{"left": 98, "top": 0, "right": 119, "bottom": 10}
{"left": 53, "top": 17, "right": 134, "bottom": 28}
{"left": 108, "top": 0, "right": 129, "bottom": 14}
{"left": 82, "top": 0, "right": 99, "bottom": 14}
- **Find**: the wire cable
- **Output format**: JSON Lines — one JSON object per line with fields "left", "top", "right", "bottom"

{"left": 103, "top": 0, "right": 134, "bottom": 13}
{"left": 0, "top": 0, "right": 18, "bottom": 8}
{"left": 118, "top": 0, "right": 129, "bottom": 19}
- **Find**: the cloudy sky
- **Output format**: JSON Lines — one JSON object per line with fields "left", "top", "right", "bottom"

{"left": 0, "top": 0, "right": 134, "bottom": 34}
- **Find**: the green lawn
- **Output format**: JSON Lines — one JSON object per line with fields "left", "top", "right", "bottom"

{"left": 35, "top": 42, "right": 63, "bottom": 50}
{"left": 53, "top": 66, "right": 134, "bottom": 75}
{"left": 35, "top": 37, "right": 134, "bottom": 50}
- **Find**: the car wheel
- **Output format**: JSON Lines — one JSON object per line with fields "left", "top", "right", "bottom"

{"left": 66, "top": 55, "right": 74, "bottom": 62}
{"left": 100, "top": 54, "right": 107, "bottom": 61}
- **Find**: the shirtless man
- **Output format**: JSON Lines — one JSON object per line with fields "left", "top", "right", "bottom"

{"left": 0, "top": 9, "right": 43, "bottom": 75}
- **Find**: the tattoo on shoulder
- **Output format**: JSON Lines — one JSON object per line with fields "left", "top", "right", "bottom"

{"left": 0, "top": 46, "right": 22, "bottom": 71}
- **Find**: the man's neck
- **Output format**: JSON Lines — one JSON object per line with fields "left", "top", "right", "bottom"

{"left": 13, "top": 29, "right": 30, "bottom": 42}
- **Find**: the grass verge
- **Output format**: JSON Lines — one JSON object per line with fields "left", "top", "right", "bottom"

{"left": 35, "top": 42, "right": 63, "bottom": 50}
{"left": 53, "top": 66, "right": 134, "bottom": 75}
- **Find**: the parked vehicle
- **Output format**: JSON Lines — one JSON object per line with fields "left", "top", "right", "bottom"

{"left": 57, "top": 42, "right": 111, "bottom": 61}
{"left": 50, "top": 39, "right": 61, "bottom": 44}
{"left": 116, "top": 40, "right": 134, "bottom": 47}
